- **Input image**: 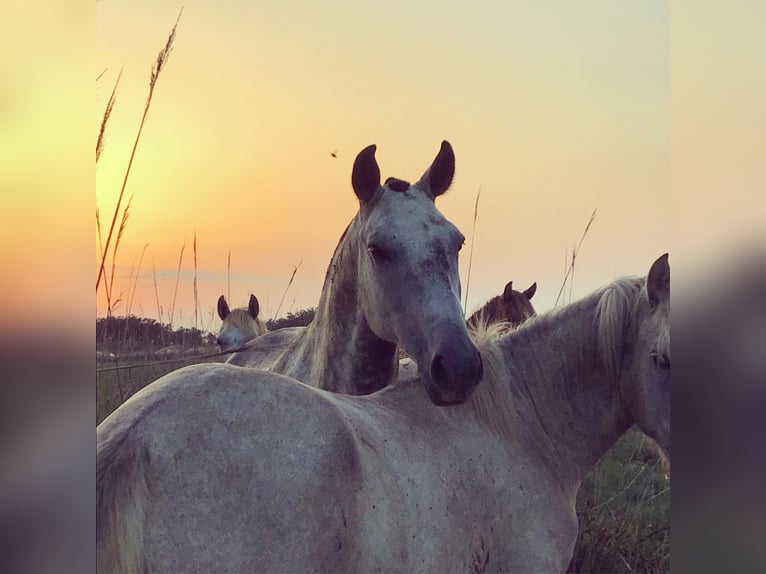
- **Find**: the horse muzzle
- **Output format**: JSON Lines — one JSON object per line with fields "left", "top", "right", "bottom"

{"left": 424, "top": 341, "right": 484, "bottom": 406}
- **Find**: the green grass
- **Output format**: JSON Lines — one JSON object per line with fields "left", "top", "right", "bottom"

{"left": 568, "top": 429, "right": 670, "bottom": 573}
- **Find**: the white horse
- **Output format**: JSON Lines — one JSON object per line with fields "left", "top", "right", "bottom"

{"left": 228, "top": 141, "right": 483, "bottom": 405}
{"left": 215, "top": 294, "right": 267, "bottom": 352}
{"left": 97, "top": 254, "right": 670, "bottom": 573}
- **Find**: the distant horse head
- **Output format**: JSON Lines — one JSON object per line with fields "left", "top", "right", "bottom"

{"left": 614, "top": 253, "right": 670, "bottom": 460}
{"left": 216, "top": 294, "right": 268, "bottom": 351}
{"left": 349, "top": 141, "right": 483, "bottom": 405}
{"left": 467, "top": 281, "right": 537, "bottom": 331}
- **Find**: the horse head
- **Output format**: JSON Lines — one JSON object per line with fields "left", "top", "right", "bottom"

{"left": 350, "top": 141, "right": 483, "bottom": 405}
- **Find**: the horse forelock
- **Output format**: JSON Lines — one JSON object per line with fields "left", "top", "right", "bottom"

{"left": 594, "top": 277, "right": 644, "bottom": 383}
{"left": 464, "top": 321, "right": 518, "bottom": 443}
{"left": 224, "top": 309, "right": 268, "bottom": 337}
{"left": 384, "top": 177, "right": 410, "bottom": 192}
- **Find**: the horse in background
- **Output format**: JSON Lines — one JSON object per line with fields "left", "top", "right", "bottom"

{"left": 228, "top": 141, "right": 483, "bottom": 405}
{"left": 467, "top": 280, "right": 537, "bottom": 331}
{"left": 400, "top": 280, "right": 538, "bottom": 382}
{"left": 96, "top": 254, "right": 670, "bottom": 573}
{"left": 216, "top": 294, "right": 267, "bottom": 352}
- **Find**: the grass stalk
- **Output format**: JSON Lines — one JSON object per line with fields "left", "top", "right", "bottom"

{"left": 193, "top": 231, "right": 199, "bottom": 334}
{"left": 168, "top": 241, "right": 186, "bottom": 329}
{"left": 463, "top": 186, "right": 482, "bottom": 315}
{"left": 227, "top": 248, "right": 231, "bottom": 303}
{"left": 96, "top": 67, "right": 122, "bottom": 164}
{"left": 127, "top": 243, "right": 149, "bottom": 316}
{"left": 555, "top": 207, "right": 597, "bottom": 307}
{"left": 152, "top": 260, "right": 167, "bottom": 349}
{"left": 96, "top": 10, "right": 182, "bottom": 292}
{"left": 274, "top": 259, "right": 302, "bottom": 319}
{"left": 106, "top": 195, "right": 134, "bottom": 314}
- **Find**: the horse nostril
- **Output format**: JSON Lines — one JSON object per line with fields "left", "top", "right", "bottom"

{"left": 430, "top": 354, "right": 450, "bottom": 387}
{"left": 216, "top": 338, "right": 222, "bottom": 347}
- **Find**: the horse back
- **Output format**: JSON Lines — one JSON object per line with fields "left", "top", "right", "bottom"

{"left": 97, "top": 364, "right": 366, "bottom": 573}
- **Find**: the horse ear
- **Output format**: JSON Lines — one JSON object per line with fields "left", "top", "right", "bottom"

{"left": 523, "top": 282, "right": 537, "bottom": 300}
{"left": 217, "top": 295, "right": 230, "bottom": 320}
{"left": 351, "top": 144, "right": 380, "bottom": 203}
{"left": 502, "top": 281, "right": 514, "bottom": 300}
{"left": 418, "top": 140, "right": 455, "bottom": 198}
{"left": 248, "top": 294, "right": 260, "bottom": 319}
{"left": 647, "top": 253, "right": 670, "bottom": 309}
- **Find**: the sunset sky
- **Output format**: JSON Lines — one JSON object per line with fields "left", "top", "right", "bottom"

{"left": 96, "top": 1, "right": 670, "bottom": 331}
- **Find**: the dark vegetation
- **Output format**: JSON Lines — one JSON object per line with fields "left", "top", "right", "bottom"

{"left": 265, "top": 307, "right": 315, "bottom": 330}
{"left": 96, "top": 316, "right": 214, "bottom": 356}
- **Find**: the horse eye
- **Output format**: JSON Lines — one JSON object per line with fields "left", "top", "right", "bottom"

{"left": 368, "top": 244, "right": 389, "bottom": 261}
{"left": 650, "top": 352, "right": 670, "bottom": 369}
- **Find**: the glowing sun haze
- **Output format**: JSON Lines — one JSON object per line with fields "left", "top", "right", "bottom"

{"left": 97, "top": 0, "right": 668, "bottom": 331}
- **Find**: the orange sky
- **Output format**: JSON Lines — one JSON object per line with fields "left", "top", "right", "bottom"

{"left": 96, "top": 0, "right": 670, "bottom": 331}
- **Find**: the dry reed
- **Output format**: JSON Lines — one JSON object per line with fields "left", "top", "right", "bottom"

{"left": 105, "top": 195, "right": 134, "bottom": 314}
{"left": 463, "top": 186, "right": 482, "bottom": 315}
{"left": 96, "top": 67, "right": 122, "bottom": 164}
{"left": 274, "top": 259, "right": 302, "bottom": 318}
{"left": 555, "top": 207, "right": 597, "bottom": 307}
{"left": 152, "top": 261, "right": 167, "bottom": 348}
{"left": 96, "top": 10, "right": 182, "bottom": 292}
{"left": 193, "top": 231, "right": 199, "bottom": 332}
{"left": 168, "top": 242, "right": 186, "bottom": 329}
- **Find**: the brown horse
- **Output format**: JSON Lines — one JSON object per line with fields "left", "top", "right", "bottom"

{"left": 467, "top": 281, "right": 537, "bottom": 331}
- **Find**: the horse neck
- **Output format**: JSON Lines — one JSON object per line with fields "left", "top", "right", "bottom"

{"left": 499, "top": 291, "right": 633, "bottom": 492}
{"left": 280, "top": 219, "right": 398, "bottom": 394}
{"left": 467, "top": 296, "right": 503, "bottom": 329}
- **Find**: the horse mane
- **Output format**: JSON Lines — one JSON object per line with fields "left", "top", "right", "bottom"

{"left": 466, "top": 296, "right": 504, "bottom": 330}
{"left": 466, "top": 289, "right": 536, "bottom": 330}
{"left": 467, "top": 320, "right": 519, "bottom": 444}
{"left": 465, "top": 276, "right": 648, "bottom": 443}
{"left": 594, "top": 276, "right": 645, "bottom": 382}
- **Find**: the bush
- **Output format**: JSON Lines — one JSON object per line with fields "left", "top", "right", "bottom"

{"left": 266, "top": 308, "right": 315, "bottom": 330}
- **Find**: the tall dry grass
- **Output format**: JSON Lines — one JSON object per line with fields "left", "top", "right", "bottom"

{"left": 463, "top": 186, "right": 482, "bottom": 315}
{"left": 274, "top": 259, "right": 303, "bottom": 319}
{"left": 96, "top": 67, "right": 122, "bottom": 165}
{"left": 227, "top": 248, "right": 232, "bottom": 302}
{"left": 555, "top": 207, "right": 597, "bottom": 306}
{"left": 193, "top": 231, "right": 199, "bottom": 332}
{"left": 96, "top": 10, "right": 182, "bottom": 293}
{"left": 168, "top": 242, "right": 186, "bottom": 330}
